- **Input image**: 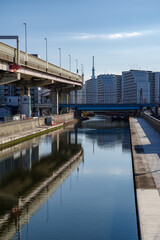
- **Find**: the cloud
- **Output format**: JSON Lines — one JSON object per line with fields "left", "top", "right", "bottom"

{"left": 73, "top": 31, "right": 144, "bottom": 40}
{"left": 109, "top": 32, "right": 141, "bottom": 39}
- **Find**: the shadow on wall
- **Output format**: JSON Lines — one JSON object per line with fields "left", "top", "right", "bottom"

{"left": 134, "top": 118, "right": 160, "bottom": 158}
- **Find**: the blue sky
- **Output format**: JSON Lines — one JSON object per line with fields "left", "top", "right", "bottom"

{"left": 0, "top": 0, "right": 160, "bottom": 80}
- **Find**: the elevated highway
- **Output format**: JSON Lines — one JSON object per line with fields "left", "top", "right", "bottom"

{"left": 0, "top": 41, "right": 83, "bottom": 90}
{"left": 0, "top": 39, "right": 83, "bottom": 114}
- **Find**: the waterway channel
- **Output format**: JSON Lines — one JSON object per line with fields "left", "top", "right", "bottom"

{"left": 0, "top": 116, "right": 138, "bottom": 240}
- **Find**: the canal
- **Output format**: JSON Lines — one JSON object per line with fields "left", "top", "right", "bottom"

{"left": 0, "top": 116, "right": 138, "bottom": 240}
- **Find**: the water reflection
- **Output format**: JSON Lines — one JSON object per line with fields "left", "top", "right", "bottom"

{"left": 0, "top": 127, "right": 83, "bottom": 239}
{"left": 74, "top": 116, "right": 130, "bottom": 151}
{"left": 0, "top": 116, "right": 138, "bottom": 240}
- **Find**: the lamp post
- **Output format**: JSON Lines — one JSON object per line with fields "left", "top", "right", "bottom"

{"left": 69, "top": 54, "right": 71, "bottom": 72}
{"left": 23, "top": 23, "right": 27, "bottom": 53}
{"left": 44, "top": 38, "right": 48, "bottom": 62}
{"left": 58, "top": 48, "right": 61, "bottom": 68}
{"left": 76, "top": 59, "right": 78, "bottom": 74}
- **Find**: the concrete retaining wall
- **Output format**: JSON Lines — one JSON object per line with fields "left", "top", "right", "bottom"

{"left": 142, "top": 112, "right": 160, "bottom": 134}
{"left": 0, "top": 113, "right": 74, "bottom": 138}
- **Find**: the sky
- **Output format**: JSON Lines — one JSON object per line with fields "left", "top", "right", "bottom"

{"left": 0, "top": 0, "right": 160, "bottom": 81}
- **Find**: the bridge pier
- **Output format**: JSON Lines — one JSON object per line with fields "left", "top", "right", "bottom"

{"left": 75, "top": 90, "right": 77, "bottom": 104}
{"left": 60, "top": 92, "right": 64, "bottom": 104}
{"left": 51, "top": 90, "right": 59, "bottom": 115}
{"left": 67, "top": 92, "right": 70, "bottom": 113}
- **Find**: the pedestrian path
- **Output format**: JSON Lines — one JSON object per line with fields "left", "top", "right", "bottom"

{"left": 130, "top": 117, "right": 160, "bottom": 240}
{"left": 0, "top": 122, "right": 63, "bottom": 148}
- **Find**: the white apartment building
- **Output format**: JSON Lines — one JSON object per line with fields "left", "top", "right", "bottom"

{"left": 122, "top": 70, "right": 150, "bottom": 104}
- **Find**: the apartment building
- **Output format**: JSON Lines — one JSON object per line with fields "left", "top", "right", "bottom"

{"left": 97, "top": 74, "right": 117, "bottom": 104}
{"left": 122, "top": 70, "right": 150, "bottom": 104}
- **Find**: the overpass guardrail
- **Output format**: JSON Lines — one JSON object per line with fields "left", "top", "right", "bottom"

{"left": 0, "top": 41, "right": 83, "bottom": 83}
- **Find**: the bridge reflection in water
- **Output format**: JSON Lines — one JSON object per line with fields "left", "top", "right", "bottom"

{"left": 0, "top": 127, "right": 83, "bottom": 240}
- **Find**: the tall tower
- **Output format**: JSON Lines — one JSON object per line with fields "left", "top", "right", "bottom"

{"left": 92, "top": 56, "right": 95, "bottom": 79}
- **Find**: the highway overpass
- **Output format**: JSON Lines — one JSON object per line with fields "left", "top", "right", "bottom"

{"left": 0, "top": 38, "right": 83, "bottom": 114}
{"left": 0, "top": 39, "right": 83, "bottom": 89}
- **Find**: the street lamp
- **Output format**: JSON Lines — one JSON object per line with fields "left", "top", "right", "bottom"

{"left": 23, "top": 23, "right": 27, "bottom": 52}
{"left": 58, "top": 48, "right": 61, "bottom": 68}
{"left": 76, "top": 59, "right": 78, "bottom": 74}
{"left": 44, "top": 38, "right": 48, "bottom": 62}
{"left": 69, "top": 54, "right": 71, "bottom": 72}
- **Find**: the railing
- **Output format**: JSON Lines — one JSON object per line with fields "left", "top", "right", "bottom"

{"left": 0, "top": 41, "right": 83, "bottom": 83}
{"left": 59, "top": 103, "right": 156, "bottom": 111}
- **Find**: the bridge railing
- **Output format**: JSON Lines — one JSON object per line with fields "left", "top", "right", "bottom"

{"left": 59, "top": 103, "right": 156, "bottom": 111}
{"left": 0, "top": 41, "right": 83, "bottom": 83}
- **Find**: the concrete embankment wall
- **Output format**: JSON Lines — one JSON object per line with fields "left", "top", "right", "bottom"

{"left": 0, "top": 113, "right": 74, "bottom": 138}
{"left": 142, "top": 112, "right": 160, "bottom": 134}
{"left": 129, "top": 117, "right": 160, "bottom": 239}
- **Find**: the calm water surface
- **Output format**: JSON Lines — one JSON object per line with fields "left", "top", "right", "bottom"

{"left": 0, "top": 116, "right": 138, "bottom": 240}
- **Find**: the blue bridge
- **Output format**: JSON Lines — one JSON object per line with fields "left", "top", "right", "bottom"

{"left": 59, "top": 103, "right": 155, "bottom": 112}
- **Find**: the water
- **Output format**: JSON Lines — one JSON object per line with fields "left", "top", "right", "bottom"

{"left": 0, "top": 116, "right": 138, "bottom": 240}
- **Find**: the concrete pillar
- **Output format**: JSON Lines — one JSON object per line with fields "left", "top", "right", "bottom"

{"left": 51, "top": 90, "right": 56, "bottom": 114}
{"left": 59, "top": 92, "right": 64, "bottom": 114}
{"left": 57, "top": 90, "right": 59, "bottom": 115}
{"left": 51, "top": 90, "right": 59, "bottom": 115}
{"left": 67, "top": 92, "right": 70, "bottom": 113}
{"left": 75, "top": 90, "right": 77, "bottom": 104}
{"left": 60, "top": 92, "right": 64, "bottom": 104}
{"left": 20, "top": 87, "right": 25, "bottom": 114}
{"left": 36, "top": 107, "right": 39, "bottom": 117}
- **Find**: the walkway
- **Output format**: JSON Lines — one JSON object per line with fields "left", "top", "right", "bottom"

{"left": 0, "top": 122, "right": 63, "bottom": 148}
{"left": 130, "top": 117, "right": 160, "bottom": 240}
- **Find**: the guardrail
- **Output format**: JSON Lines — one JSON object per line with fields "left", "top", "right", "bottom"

{"left": 0, "top": 41, "right": 83, "bottom": 83}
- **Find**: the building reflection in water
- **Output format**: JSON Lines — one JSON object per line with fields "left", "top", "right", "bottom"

{"left": 0, "top": 116, "right": 132, "bottom": 240}
{"left": 0, "top": 127, "right": 83, "bottom": 240}
{"left": 74, "top": 117, "right": 130, "bottom": 153}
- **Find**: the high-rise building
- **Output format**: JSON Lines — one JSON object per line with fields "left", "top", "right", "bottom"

{"left": 85, "top": 78, "right": 98, "bottom": 103}
{"left": 148, "top": 71, "right": 156, "bottom": 103}
{"left": 85, "top": 56, "right": 98, "bottom": 104}
{"left": 97, "top": 74, "right": 117, "bottom": 104}
{"left": 155, "top": 72, "right": 160, "bottom": 103}
{"left": 70, "top": 89, "right": 83, "bottom": 104}
{"left": 82, "top": 83, "right": 86, "bottom": 104}
{"left": 116, "top": 75, "right": 122, "bottom": 103}
{"left": 122, "top": 70, "right": 150, "bottom": 104}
